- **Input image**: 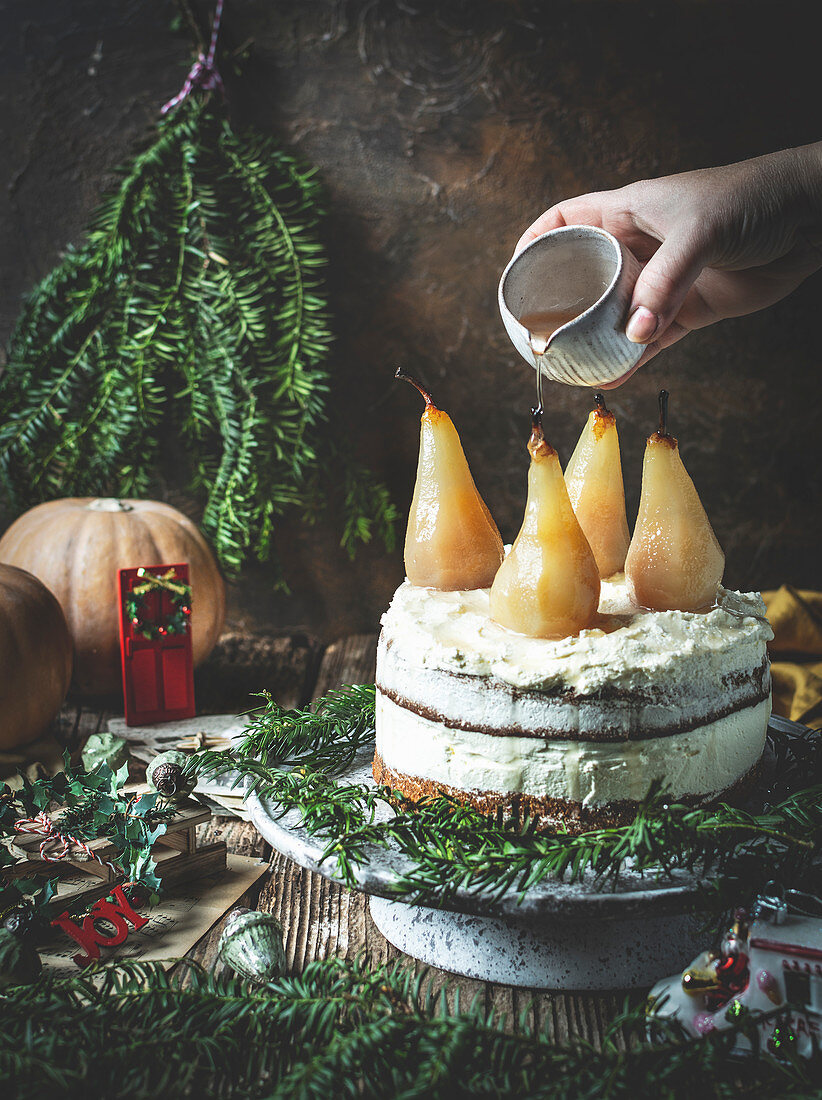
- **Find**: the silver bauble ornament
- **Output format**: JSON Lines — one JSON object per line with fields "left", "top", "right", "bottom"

{"left": 217, "top": 907, "right": 286, "bottom": 983}
{"left": 146, "top": 750, "right": 196, "bottom": 802}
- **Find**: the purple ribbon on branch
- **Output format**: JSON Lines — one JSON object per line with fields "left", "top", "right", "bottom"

{"left": 161, "top": 0, "right": 225, "bottom": 115}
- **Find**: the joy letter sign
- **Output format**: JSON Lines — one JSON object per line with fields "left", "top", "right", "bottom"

{"left": 51, "top": 886, "right": 149, "bottom": 967}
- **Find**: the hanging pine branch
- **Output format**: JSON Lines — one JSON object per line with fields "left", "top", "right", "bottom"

{"left": 0, "top": 77, "right": 396, "bottom": 576}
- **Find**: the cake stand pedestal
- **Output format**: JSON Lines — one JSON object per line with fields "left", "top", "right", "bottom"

{"left": 368, "top": 896, "right": 704, "bottom": 990}
{"left": 244, "top": 716, "right": 806, "bottom": 991}
{"left": 244, "top": 757, "right": 710, "bottom": 991}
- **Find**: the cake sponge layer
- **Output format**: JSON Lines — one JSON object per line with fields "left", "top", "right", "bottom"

{"left": 372, "top": 749, "right": 763, "bottom": 834}
{"left": 377, "top": 637, "right": 770, "bottom": 742}
{"left": 375, "top": 691, "right": 770, "bottom": 808}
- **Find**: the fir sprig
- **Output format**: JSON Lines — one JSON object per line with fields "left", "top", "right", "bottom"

{"left": 193, "top": 685, "right": 822, "bottom": 910}
{"left": 0, "top": 956, "right": 818, "bottom": 1099}
{"left": 239, "top": 683, "right": 378, "bottom": 772}
{"left": 0, "top": 97, "right": 396, "bottom": 577}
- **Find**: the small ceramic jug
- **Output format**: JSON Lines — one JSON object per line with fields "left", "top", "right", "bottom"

{"left": 498, "top": 225, "right": 644, "bottom": 388}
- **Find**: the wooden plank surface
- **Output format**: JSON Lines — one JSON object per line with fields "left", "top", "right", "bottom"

{"left": 193, "top": 631, "right": 324, "bottom": 714}
{"left": 311, "top": 633, "right": 378, "bottom": 696}
{"left": 52, "top": 630, "right": 627, "bottom": 1045}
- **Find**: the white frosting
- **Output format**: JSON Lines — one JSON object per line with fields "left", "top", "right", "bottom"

{"left": 375, "top": 575, "right": 773, "bottom": 806}
{"left": 376, "top": 692, "right": 771, "bottom": 806}
{"left": 379, "top": 576, "right": 772, "bottom": 696}
{"left": 377, "top": 640, "right": 755, "bottom": 739}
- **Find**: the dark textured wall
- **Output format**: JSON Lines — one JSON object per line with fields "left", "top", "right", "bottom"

{"left": 2, "top": 0, "right": 820, "bottom": 640}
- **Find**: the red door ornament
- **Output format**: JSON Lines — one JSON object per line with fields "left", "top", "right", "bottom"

{"left": 119, "top": 564, "right": 196, "bottom": 725}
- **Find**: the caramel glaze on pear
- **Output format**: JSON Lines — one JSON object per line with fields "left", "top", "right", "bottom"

{"left": 489, "top": 410, "right": 600, "bottom": 638}
{"left": 398, "top": 369, "right": 504, "bottom": 590}
{"left": 625, "top": 391, "right": 725, "bottom": 613}
{"left": 564, "top": 393, "right": 630, "bottom": 579}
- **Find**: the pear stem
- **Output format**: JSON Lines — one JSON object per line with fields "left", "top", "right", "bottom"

{"left": 395, "top": 367, "right": 433, "bottom": 407}
{"left": 658, "top": 389, "right": 670, "bottom": 437}
{"left": 529, "top": 409, "right": 544, "bottom": 454}
{"left": 593, "top": 392, "right": 609, "bottom": 416}
{"left": 528, "top": 405, "right": 556, "bottom": 457}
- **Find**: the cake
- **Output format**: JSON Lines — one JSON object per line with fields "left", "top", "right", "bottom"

{"left": 373, "top": 575, "right": 772, "bottom": 831}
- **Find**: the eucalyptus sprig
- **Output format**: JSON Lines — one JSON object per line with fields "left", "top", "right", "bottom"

{"left": 0, "top": 95, "right": 397, "bottom": 578}
{"left": 192, "top": 684, "right": 822, "bottom": 910}
{"left": 1, "top": 955, "right": 819, "bottom": 1099}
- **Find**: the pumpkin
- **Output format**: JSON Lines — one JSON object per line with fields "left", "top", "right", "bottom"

{"left": 0, "top": 563, "right": 73, "bottom": 750}
{"left": 0, "top": 499, "right": 226, "bottom": 696}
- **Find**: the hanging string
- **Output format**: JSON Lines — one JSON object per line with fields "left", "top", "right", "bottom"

{"left": 161, "top": 0, "right": 225, "bottom": 115}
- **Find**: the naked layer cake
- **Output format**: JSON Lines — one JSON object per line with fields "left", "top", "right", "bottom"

{"left": 373, "top": 576, "right": 772, "bottom": 831}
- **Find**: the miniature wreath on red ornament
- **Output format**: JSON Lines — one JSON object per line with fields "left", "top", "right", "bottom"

{"left": 124, "top": 567, "right": 192, "bottom": 640}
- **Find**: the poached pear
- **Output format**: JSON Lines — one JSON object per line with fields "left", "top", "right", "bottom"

{"left": 489, "top": 410, "right": 600, "bottom": 638}
{"left": 398, "top": 369, "right": 504, "bottom": 590}
{"left": 564, "top": 393, "right": 630, "bottom": 578}
{"left": 625, "top": 391, "right": 725, "bottom": 612}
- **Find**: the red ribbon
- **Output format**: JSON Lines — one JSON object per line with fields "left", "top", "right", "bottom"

{"left": 14, "top": 811, "right": 119, "bottom": 876}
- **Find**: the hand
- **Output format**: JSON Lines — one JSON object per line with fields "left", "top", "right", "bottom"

{"left": 515, "top": 143, "right": 822, "bottom": 386}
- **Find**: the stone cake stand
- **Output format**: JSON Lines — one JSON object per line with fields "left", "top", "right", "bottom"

{"left": 245, "top": 715, "right": 805, "bottom": 991}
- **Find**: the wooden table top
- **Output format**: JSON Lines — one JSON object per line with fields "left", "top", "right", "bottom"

{"left": 57, "top": 631, "right": 634, "bottom": 1048}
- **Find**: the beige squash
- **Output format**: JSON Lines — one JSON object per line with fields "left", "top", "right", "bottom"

{"left": 0, "top": 498, "right": 226, "bottom": 696}
{"left": 0, "top": 563, "right": 73, "bottom": 750}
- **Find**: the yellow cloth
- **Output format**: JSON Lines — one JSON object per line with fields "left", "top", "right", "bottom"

{"left": 763, "top": 586, "right": 822, "bottom": 729}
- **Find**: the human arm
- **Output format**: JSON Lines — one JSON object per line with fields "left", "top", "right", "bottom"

{"left": 516, "top": 143, "right": 822, "bottom": 385}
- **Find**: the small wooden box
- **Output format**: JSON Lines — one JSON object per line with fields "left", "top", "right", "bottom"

{"left": 7, "top": 795, "right": 227, "bottom": 912}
